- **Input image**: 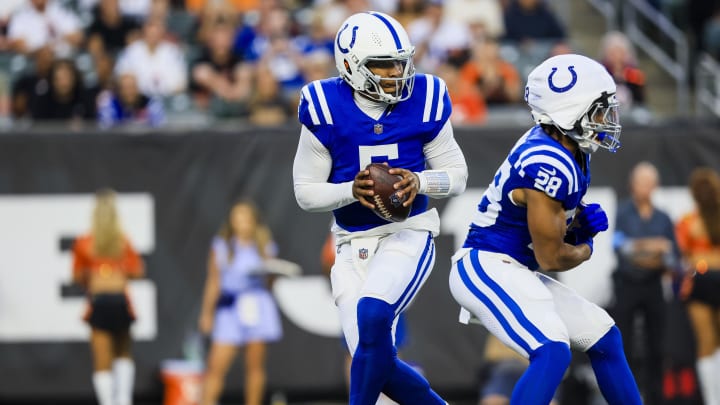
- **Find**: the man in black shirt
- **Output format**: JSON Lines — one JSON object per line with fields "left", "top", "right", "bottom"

{"left": 612, "top": 161, "right": 680, "bottom": 405}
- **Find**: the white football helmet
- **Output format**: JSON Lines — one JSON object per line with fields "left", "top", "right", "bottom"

{"left": 334, "top": 11, "right": 415, "bottom": 104}
{"left": 525, "top": 54, "right": 621, "bottom": 153}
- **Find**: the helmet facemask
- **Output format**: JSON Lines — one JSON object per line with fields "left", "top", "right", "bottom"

{"left": 356, "top": 54, "right": 415, "bottom": 104}
{"left": 564, "top": 92, "right": 622, "bottom": 154}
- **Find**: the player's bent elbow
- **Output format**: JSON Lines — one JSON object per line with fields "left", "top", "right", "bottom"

{"left": 293, "top": 189, "right": 329, "bottom": 212}
{"left": 294, "top": 194, "right": 319, "bottom": 212}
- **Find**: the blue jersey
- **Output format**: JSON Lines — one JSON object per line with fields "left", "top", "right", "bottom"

{"left": 298, "top": 74, "right": 452, "bottom": 232}
{"left": 463, "top": 126, "right": 591, "bottom": 270}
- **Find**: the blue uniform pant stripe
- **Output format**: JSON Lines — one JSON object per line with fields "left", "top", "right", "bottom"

{"left": 393, "top": 233, "right": 432, "bottom": 313}
{"left": 456, "top": 256, "right": 533, "bottom": 354}
{"left": 469, "top": 250, "right": 550, "bottom": 344}
{"left": 396, "top": 242, "right": 434, "bottom": 315}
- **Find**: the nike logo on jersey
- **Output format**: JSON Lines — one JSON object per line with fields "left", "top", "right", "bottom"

{"left": 540, "top": 167, "right": 557, "bottom": 176}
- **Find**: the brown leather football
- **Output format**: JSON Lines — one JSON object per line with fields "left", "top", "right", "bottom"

{"left": 365, "top": 163, "right": 411, "bottom": 222}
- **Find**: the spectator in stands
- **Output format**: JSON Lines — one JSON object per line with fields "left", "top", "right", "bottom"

{"left": 11, "top": 46, "right": 54, "bottom": 119}
{"left": 394, "top": 0, "right": 426, "bottom": 29}
{"left": 436, "top": 62, "right": 487, "bottom": 124}
{"left": 7, "top": 0, "right": 84, "bottom": 56}
{"left": 86, "top": 52, "right": 117, "bottom": 105}
{"left": 294, "top": 11, "right": 335, "bottom": 58}
{"left": 86, "top": 0, "right": 141, "bottom": 58}
{"left": 300, "top": 50, "right": 334, "bottom": 84}
{"left": 232, "top": 0, "right": 280, "bottom": 60}
{"left": 408, "top": 0, "right": 473, "bottom": 73}
{"left": 599, "top": 31, "right": 647, "bottom": 112}
{"left": 0, "top": 0, "right": 25, "bottom": 51}
{"left": 198, "top": 199, "right": 283, "bottom": 405}
{"left": 248, "top": 66, "right": 291, "bottom": 126}
{"left": 445, "top": 0, "right": 505, "bottom": 41}
{"left": 193, "top": 0, "right": 241, "bottom": 46}
{"left": 460, "top": 38, "right": 521, "bottom": 105}
{"left": 77, "top": 0, "right": 152, "bottom": 23}
{"left": 114, "top": 15, "right": 187, "bottom": 97}
{"left": 191, "top": 22, "right": 253, "bottom": 117}
{"left": 30, "top": 59, "right": 96, "bottom": 122}
{"left": 315, "top": 0, "right": 371, "bottom": 42}
{"left": 72, "top": 188, "right": 144, "bottom": 405}
{"left": 676, "top": 168, "right": 720, "bottom": 405}
{"left": 502, "top": 0, "right": 566, "bottom": 44}
{"left": 97, "top": 72, "right": 165, "bottom": 128}
{"left": 612, "top": 161, "right": 679, "bottom": 405}
{"left": 246, "top": 7, "right": 306, "bottom": 102}
{"left": 186, "top": 0, "right": 258, "bottom": 16}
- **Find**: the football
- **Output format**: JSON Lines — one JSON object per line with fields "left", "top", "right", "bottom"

{"left": 365, "top": 163, "right": 411, "bottom": 222}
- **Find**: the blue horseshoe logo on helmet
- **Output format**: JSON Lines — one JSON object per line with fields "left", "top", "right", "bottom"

{"left": 547, "top": 66, "right": 577, "bottom": 93}
{"left": 336, "top": 24, "right": 359, "bottom": 54}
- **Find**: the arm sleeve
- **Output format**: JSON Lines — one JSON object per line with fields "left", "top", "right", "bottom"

{"left": 415, "top": 120, "right": 468, "bottom": 198}
{"left": 293, "top": 125, "right": 356, "bottom": 212}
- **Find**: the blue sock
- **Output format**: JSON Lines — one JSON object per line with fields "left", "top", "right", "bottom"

{"left": 350, "top": 297, "right": 395, "bottom": 405}
{"left": 586, "top": 326, "right": 642, "bottom": 405}
{"left": 511, "top": 341, "right": 571, "bottom": 405}
{"left": 383, "top": 359, "right": 445, "bottom": 405}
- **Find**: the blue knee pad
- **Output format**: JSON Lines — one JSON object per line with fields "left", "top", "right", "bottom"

{"left": 587, "top": 326, "right": 642, "bottom": 405}
{"left": 511, "top": 341, "right": 570, "bottom": 405}
{"left": 350, "top": 297, "right": 396, "bottom": 405}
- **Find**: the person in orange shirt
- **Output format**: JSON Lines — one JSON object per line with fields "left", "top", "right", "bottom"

{"left": 72, "top": 189, "right": 144, "bottom": 405}
{"left": 675, "top": 168, "right": 720, "bottom": 405}
{"left": 436, "top": 62, "right": 487, "bottom": 125}
{"left": 185, "top": 0, "right": 258, "bottom": 15}
{"left": 460, "top": 38, "right": 521, "bottom": 106}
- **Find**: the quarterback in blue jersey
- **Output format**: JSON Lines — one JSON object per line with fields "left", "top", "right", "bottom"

{"left": 449, "top": 54, "right": 642, "bottom": 405}
{"left": 293, "top": 11, "right": 467, "bottom": 405}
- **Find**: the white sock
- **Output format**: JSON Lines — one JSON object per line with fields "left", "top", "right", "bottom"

{"left": 113, "top": 358, "right": 135, "bottom": 405}
{"left": 93, "top": 371, "right": 114, "bottom": 405}
{"left": 375, "top": 393, "right": 399, "bottom": 405}
{"left": 713, "top": 350, "right": 720, "bottom": 404}
{"left": 698, "top": 356, "right": 719, "bottom": 405}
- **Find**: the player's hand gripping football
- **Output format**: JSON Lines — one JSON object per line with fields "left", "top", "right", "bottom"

{"left": 352, "top": 168, "right": 376, "bottom": 210}
{"left": 388, "top": 167, "right": 420, "bottom": 207}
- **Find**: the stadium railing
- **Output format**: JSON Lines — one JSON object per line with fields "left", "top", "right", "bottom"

{"left": 587, "top": 0, "right": 690, "bottom": 117}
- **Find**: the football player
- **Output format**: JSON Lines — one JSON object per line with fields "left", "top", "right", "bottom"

{"left": 448, "top": 53, "right": 642, "bottom": 405}
{"left": 292, "top": 11, "right": 468, "bottom": 405}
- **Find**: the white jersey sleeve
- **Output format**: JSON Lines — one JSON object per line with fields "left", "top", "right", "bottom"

{"left": 293, "top": 125, "right": 357, "bottom": 212}
{"left": 416, "top": 121, "right": 468, "bottom": 198}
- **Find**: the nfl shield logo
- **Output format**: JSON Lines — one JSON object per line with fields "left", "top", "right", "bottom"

{"left": 358, "top": 248, "right": 368, "bottom": 260}
{"left": 374, "top": 123, "right": 383, "bottom": 134}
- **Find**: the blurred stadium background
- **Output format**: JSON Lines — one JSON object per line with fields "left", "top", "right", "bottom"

{"left": 0, "top": 0, "right": 719, "bottom": 404}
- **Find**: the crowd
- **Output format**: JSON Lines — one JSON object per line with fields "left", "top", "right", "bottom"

{"left": 31, "top": 1, "right": 720, "bottom": 405}
{"left": 0, "top": 0, "right": 690, "bottom": 129}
